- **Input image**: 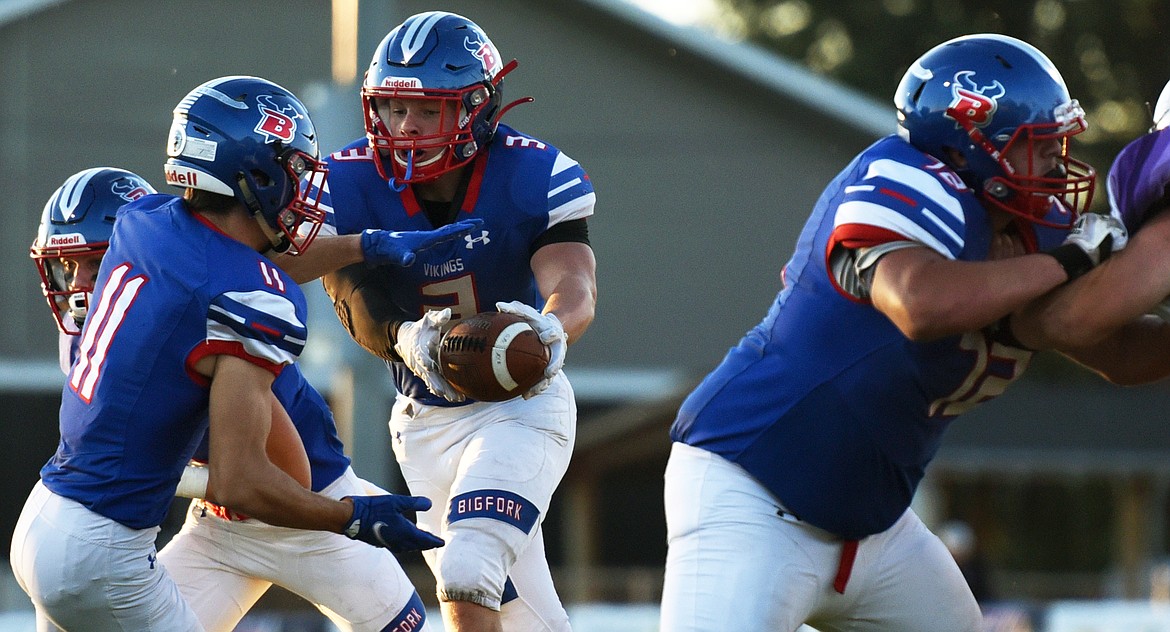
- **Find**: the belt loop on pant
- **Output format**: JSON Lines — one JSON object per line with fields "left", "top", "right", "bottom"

{"left": 833, "top": 540, "right": 859, "bottom": 594}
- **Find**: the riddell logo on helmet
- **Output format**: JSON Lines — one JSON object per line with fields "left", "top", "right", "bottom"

{"left": 382, "top": 77, "right": 422, "bottom": 89}
{"left": 165, "top": 166, "right": 198, "bottom": 187}
{"left": 47, "top": 233, "right": 84, "bottom": 247}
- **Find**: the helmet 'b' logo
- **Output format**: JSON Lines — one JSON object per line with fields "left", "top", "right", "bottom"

{"left": 464, "top": 36, "right": 501, "bottom": 76}
{"left": 111, "top": 179, "right": 151, "bottom": 202}
{"left": 946, "top": 71, "right": 1006, "bottom": 129}
{"left": 255, "top": 94, "right": 298, "bottom": 143}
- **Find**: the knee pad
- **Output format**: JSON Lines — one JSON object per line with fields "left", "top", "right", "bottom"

{"left": 436, "top": 489, "right": 541, "bottom": 609}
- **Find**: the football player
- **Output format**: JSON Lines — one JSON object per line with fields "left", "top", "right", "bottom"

{"left": 28, "top": 165, "right": 446, "bottom": 632}
{"left": 10, "top": 76, "right": 463, "bottom": 631}
{"left": 275, "top": 11, "right": 597, "bottom": 632}
{"left": 659, "top": 35, "right": 1130, "bottom": 631}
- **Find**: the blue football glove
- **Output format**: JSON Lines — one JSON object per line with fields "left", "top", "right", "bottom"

{"left": 343, "top": 494, "right": 445, "bottom": 554}
{"left": 360, "top": 218, "right": 484, "bottom": 267}
{"left": 1108, "top": 127, "right": 1170, "bottom": 232}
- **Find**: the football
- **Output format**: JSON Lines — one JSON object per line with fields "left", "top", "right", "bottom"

{"left": 438, "top": 311, "right": 550, "bottom": 402}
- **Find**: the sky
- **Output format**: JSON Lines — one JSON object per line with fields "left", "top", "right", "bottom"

{"left": 623, "top": 0, "right": 721, "bottom": 25}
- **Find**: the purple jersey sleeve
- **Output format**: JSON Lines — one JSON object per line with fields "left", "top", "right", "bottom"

{"left": 1108, "top": 127, "right": 1170, "bottom": 231}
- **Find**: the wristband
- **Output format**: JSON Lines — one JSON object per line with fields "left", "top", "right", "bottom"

{"left": 176, "top": 462, "right": 210, "bottom": 499}
{"left": 988, "top": 314, "right": 1035, "bottom": 351}
{"left": 1046, "top": 243, "right": 1094, "bottom": 283}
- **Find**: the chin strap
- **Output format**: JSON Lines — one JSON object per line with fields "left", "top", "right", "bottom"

{"left": 250, "top": 209, "right": 290, "bottom": 253}
{"left": 238, "top": 175, "right": 290, "bottom": 252}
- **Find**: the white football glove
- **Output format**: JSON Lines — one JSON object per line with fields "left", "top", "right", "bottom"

{"left": 495, "top": 301, "right": 566, "bottom": 399}
{"left": 1049, "top": 212, "right": 1128, "bottom": 282}
{"left": 1064, "top": 212, "right": 1129, "bottom": 265}
{"left": 393, "top": 308, "right": 465, "bottom": 403}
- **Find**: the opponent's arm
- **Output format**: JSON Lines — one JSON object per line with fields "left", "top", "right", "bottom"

{"left": 1009, "top": 210, "right": 1170, "bottom": 384}
{"left": 1054, "top": 316, "right": 1170, "bottom": 385}
{"left": 1014, "top": 210, "right": 1170, "bottom": 348}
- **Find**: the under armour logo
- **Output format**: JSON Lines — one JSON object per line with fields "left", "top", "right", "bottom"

{"left": 464, "top": 230, "right": 491, "bottom": 249}
{"left": 147, "top": 553, "right": 157, "bottom": 570}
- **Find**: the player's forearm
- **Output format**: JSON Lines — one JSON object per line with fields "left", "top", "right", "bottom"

{"left": 322, "top": 263, "right": 410, "bottom": 361}
{"left": 872, "top": 249, "right": 1067, "bottom": 341}
{"left": 543, "top": 283, "right": 595, "bottom": 345}
{"left": 1014, "top": 217, "right": 1170, "bottom": 350}
{"left": 532, "top": 242, "right": 597, "bottom": 344}
{"left": 213, "top": 464, "right": 353, "bottom": 532}
{"left": 272, "top": 234, "right": 364, "bottom": 284}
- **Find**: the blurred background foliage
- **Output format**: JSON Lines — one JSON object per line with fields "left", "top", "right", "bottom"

{"left": 703, "top": 0, "right": 1170, "bottom": 205}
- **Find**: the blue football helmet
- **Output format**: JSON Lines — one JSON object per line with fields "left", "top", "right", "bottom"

{"left": 164, "top": 75, "right": 327, "bottom": 254}
{"left": 361, "top": 11, "right": 530, "bottom": 186}
{"left": 31, "top": 167, "right": 156, "bottom": 333}
{"left": 895, "top": 34, "right": 1094, "bottom": 228}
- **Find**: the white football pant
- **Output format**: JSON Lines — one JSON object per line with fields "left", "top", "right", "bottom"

{"left": 391, "top": 371, "right": 575, "bottom": 631}
{"left": 660, "top": 442, "right": 982, "bottom": 632}
{"left": 157, "top": 467, "right": 427, "bottom": 632}
{"left": 11, "top": 480, "right": 204, "bottom": 631}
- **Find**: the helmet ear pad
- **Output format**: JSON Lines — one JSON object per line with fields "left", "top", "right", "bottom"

{"left": 459, "top": 82, "right": 503, "bottom": 160}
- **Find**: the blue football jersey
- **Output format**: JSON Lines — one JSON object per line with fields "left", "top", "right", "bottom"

{"left": 41, "top": 194, "right": 310, "bottom": 529}
{"left": 321, "top": 124, "right": 595, "bottom": 404}
{"left": 671, "top": 136, "right": 1070, "bottom": 540}
{"left": 61, "top": 321, "right": 348, "bottom": 495}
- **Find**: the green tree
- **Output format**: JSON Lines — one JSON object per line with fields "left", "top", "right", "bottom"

{"left": 716, "top": 0, "right": 1170, "bottom": 195}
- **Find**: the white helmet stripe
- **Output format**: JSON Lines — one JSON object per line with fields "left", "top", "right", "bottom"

{"left": 53, "top": 168, "right": 104, "bottom": 220}
{"left": 177, "top": 76, "right": 251, "bottom": 114}
{"left": 399, "top": 11, "right": 446, "bottom": 63}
